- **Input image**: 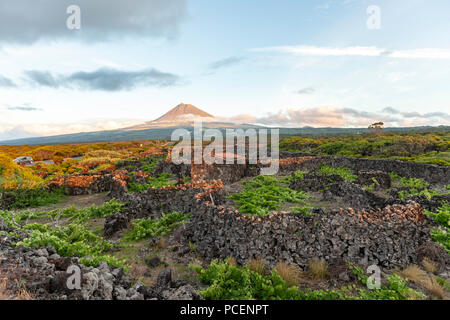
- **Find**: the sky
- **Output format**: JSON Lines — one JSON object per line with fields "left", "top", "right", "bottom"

{"left": 0, "top": 0, "right": 450, "bottom": 140}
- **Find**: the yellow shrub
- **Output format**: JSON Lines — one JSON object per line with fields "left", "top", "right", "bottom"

{"left": 0, "top": 153, "right": 43, "bottom": 189}
{"left": 84, "top": 150, "right": 122, "bottom": 159}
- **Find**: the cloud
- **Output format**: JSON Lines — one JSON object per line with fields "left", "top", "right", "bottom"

{"left": 6, "top": 105, "right": 42, "bottom": 112}
{"left": 0, "top": 75, "right": 16, "bottom": 88}
{"left": 382, "top": 107, "right": 450, "bottom": 120}
{"left": 0, "top": 0, "right": 187, "bottom": 45}
{"left": 251, "top": 45, "right": 450, "bottom": 60}
{"left": 0, "top": 119, "right": 142, "bottom": 141}
{"left": 24, "top": 71, "right": 59, "bottom": 88}
{"left": 295, "top": 87, "right": 316, "bottom": 95}
{"left": 208, "top": 56, "right": 246, "bottom": 70}
{"left": 0, "top": 125, "right": 38, "bottom": 141}
{"left": 224, "top": 106, "right": 449, "bottom": 127}
{"left": 316, "top": 3, "right": 330, "bottom": 10}
{"left": 23, "top": 67, "right": 181, "bottom": 91}
{"left": 382, "top": 107, "right": 399, "bottom": 114}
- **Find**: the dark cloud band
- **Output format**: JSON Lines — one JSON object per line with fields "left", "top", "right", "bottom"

{"left": 24, "top": 67, "right": 180, "bottom": 91}
{"left": 0, "top": 75, "right": 16, "bottom": 88}
{"left": 209, "top": 56, "right": 246, "bottom": 70}
{"left": 6, "top": 106, "right": 42, "bottom": 111}
{"left": 0, "top": 0, "right": 187, "bottom": 44}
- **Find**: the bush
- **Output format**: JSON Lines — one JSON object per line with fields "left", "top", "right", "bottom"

{"left": 424, "top": 202, "right": 450, "bottom": 252}
{"left": 228, "top": 176, "right": 309, "bottom": 216}
{"left": 318, "top": 164, "right": 356, "bottom": 181}
{"left": 128, "top": 173, "right": 176, "bottom": 193}
{"left": 0, "top": 187, "right": 66, "bottom": 210}
{"left": 191, "top": 260, "right": 300, "bottom": 300}
{"left": 124, "top": 212, "right": 191, "bottom": 241}
{"left": 192, "top": 260, "right": 424, "bottom": 300}
{"left": 16, "top": 223, "right": 126, "bottom": 268}
{"left": 425, "top": 202, "right": 450, "bottom": 228}
{"left": 0, "top": 199, "right": 124, "bottom": 228}
{"left": 0, "top": 153, "right": 44, "bottom": 189}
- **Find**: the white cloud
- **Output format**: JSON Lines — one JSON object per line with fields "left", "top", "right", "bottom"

{"left": 0, "top": 119, "right": 142, "bottom": 141}
{"left": 220, "top": 106, "right": 450, "bottom": 128}
{"left": 251, "top": 45, "right": 450, "bottom": 60}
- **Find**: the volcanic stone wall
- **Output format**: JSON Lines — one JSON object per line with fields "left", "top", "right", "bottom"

{"left": 49, "top": 174, "right": 117, "bottom": 196}
{"left": 184, "top": 155, "right": 450, "bottom": 185}
{"left": 104, "top": 182, "right": 225, "bottom": 236}
{"left": 183, "top": 200, "right": 446, "bottom": 269}
{"left": 191, "top": 163, "right": 248, "bottom": 184}
{"left": 277, "top": 156, "right": 450, "bottom": 185}
{"left": 104, "top": 180, "right": 446, "bottom": 270}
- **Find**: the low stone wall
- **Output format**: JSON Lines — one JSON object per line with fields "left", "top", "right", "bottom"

{"left": 49, "top": 174, "right": 116, "bottom": 196}
{"left": 191, "top": 163, "right": 248, "bottom": 184}
{"left": 184, "top": 200, "right": 447, "bottom": 270}
{"left": 104, "top": 179, "right": 447, "bottom": 270}
{"left": 104, "top": 181, "right": 225, "bottom": 236}
{"left": 170, "top": 154, "right": 449, "bottom": 186}
{"left": 277, "top": 156, "right": 450, "bottom": 185}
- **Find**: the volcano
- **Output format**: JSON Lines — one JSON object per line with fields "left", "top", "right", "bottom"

{"left": 126, "top": 103, "right": 222, "bottom": 130}
{"left": 153, "top": 103, "right": 214, "bottom": 123}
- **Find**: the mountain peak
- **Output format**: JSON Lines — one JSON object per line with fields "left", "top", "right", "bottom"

{"left": 153, "top": 103, "right": 214, "bottom": 123}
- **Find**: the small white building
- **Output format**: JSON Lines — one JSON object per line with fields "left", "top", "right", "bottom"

{"left": 13, "top": 156, "right": 34, "bottom": 165}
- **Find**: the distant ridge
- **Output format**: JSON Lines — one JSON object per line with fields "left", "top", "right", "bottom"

{"left": 0, "top": 102, "right": 448, "bottom": 145}
{"left": 1, "top": 125, "right": 448, "bottom": 146}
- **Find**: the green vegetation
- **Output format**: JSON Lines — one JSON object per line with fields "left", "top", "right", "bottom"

{"left": 279, "top": 131, "right": 450, "bottom": 166}
{"left": 17, "top": 223, "right": 126, "bottom": 268}
{"left": 318, "top": 164, "right": 357, "bottom": 181}
{"left": 1, "top": 200, "right": 127, "bottom": 268}
{"left": 0, "top": 199, "right": 123, "bottom": 226}
{"left": 0, "top": 187, "right": 67, "bottom": 210}
{"left": 289, "top": 206, "right": 313, "bottom": 216}
{"left": 128, "top": 172, "right": 177, "bottom": 193}
{"left": 398, "top": 188, "right": 445, "bottom": 201}
{"left": 292, "top": 170, "right": 306, "bottom": 180}
{"left": 389, "top": 172, "right": 448, "bottom": 200}
{"left": 389, "top": 172, "right": 429, "bottom": 189}
{"left": 425, "top": 202, "right": 450, "bottom": 252}
{"left": 118, "top": 155, "right": 164, "bottom": 174}
{"left": 191, "top": 260, "right": 424, "bottom": 300}
{"left": 228, "top": 175, "right": 310, "bottom": 216}
{"left": 124, "top": 212, "right": 191, "bottom": 241}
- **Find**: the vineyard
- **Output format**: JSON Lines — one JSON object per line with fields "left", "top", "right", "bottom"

{"left": 0, "top": 132, "right": 449, "bottom": 300}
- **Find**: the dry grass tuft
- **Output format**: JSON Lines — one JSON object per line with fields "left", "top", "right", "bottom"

{"left": 307, "top": 258, "right": 329, "bottom": 280}
{"left": 0, "top": 277, "right": 33, "bottom": 300}
{"left": 247, "top": 258, "right": 267, "bottom": 276}
{"left": 421, "top": 278, "right": 447, "bottom": 300}
{"left": 395, "top": 265, "right": 427, "bottom": 283}
{"left": 225, "top": 256, "right": 237, "bottom": 267}
{"left": 154, "top": 237, "right": 167, "bottom": 249}
{"left": 275, "top": 261, "right": 303, "bottom": 287}
{"left": 395, "top": 265, "right": 448, "bottom": 300}
{"left": 422, "top": 258, "right": 437, "bottom": 274}
{"left": 129, "top": 263, "right": 150, "bottom": 279}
